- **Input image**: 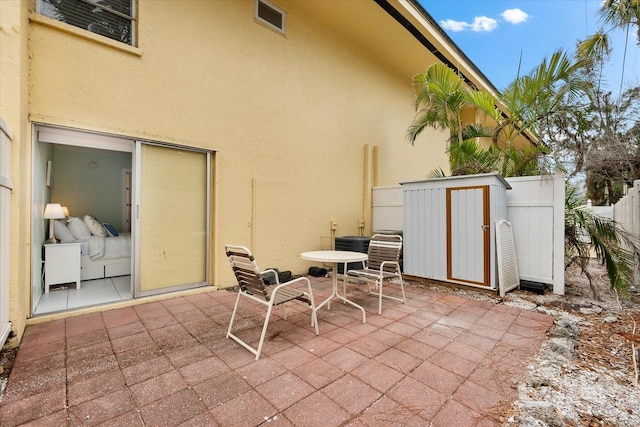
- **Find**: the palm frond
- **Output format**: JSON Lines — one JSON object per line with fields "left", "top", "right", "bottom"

{"left": 448, "top": 140, "right": 499, "bottom": 175}
{"left": 427, "top": 167, "right": 447, "bottom": 178}
{"left": 409, "top": 63, "right": 474, "bottom": 146}
{"left": 577, "top": 32, "right": 612, "bottom": 60}
{"left": 465, "top": 90, "right": 501, "bottom": 123}
{"left": 565, "top": 182, "right": 640, "bottom": 293}
{"left": 461, "top": 123, "right": 493, "bottom": 140}
{"left": 499, "top": 145, "right": 547, "bottom": 177}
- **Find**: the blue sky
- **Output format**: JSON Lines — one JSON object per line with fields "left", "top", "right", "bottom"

{"left": 419, "top": 0, "right": 640, "bottom": 94}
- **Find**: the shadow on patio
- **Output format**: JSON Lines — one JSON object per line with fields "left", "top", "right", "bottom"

{"left": 0, "top": 276, "right": 553, "bottom": 426}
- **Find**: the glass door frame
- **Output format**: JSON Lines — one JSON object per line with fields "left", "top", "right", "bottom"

{"left": 132, "top": 140, "right": 212, "bottom": 298}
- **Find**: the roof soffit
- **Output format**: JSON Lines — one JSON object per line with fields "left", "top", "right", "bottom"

{"left": 290, "top": 0, "right": 443, "bottom": 80}
{"left": 291, "top": 0, "right": 499, "bottom": 95}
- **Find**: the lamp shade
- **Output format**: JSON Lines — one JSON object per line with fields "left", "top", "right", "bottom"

{"left": 61, "top": 206, "right": 70, "bottom": 217}
{"left": 43, "top": 203, "right": 65, "bottom": 219}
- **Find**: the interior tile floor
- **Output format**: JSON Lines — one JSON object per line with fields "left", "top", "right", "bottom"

{"left": 35, "top": 276, "right": 132, "bottom": 316}
{"left": 2, "top": 276, "right": 554, "bottom": 426}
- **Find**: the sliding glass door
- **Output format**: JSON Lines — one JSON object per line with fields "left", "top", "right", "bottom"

{"left": 135, "top": 142, "right": 210, "bottom": 296}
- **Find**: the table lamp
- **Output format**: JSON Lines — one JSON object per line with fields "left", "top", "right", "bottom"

{"left": 43, "top": 203, "right": 65, "bottom": 243}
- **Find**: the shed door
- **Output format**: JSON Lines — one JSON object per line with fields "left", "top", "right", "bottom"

{"left": 446, "top": 186, "right": 490, "bottom": 286}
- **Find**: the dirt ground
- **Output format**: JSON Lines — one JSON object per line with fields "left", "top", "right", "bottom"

{"left": 503, "top": 262, "right": 640, "bottom": 427}
{"left": 0, "top": 338, "right": 16, "bottom": 404}
{"left": 1, "top": 261, "right": 638, "bottom": 425}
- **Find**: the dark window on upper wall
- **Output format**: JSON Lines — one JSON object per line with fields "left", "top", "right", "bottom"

{"left": 37, "top": 0, "right": 136, "bottom": 46}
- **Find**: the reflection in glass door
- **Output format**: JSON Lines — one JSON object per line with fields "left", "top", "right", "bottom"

{"left": 134, "top": 142, "right": 210, "bottom": 296}
{"left": 123, "top": 169, "right": 132, "bottom": 232}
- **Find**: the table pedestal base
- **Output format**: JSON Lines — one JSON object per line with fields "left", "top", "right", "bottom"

{"left": 315, "top": 262, "right": 366, "bottom": 324}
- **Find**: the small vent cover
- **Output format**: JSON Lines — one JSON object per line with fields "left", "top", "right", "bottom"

{"left": 256, "top": 0, "right": 286, "bottom": 34}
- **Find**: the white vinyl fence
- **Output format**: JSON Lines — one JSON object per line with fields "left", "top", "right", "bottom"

{"left": 0, "top": 118, "right": 13, "bottom": 348}
{"left": 372, "top": 170, "right": 566, "bottom": 294}
{"left": 586, "top": 199, "right": 613, "bottom": 219}
{"left": 613, "top": 180, "right": 640, "bottom": 238}
{"left": 504, "top": 172, "right": 565, "bottom": 294}
{"left": 613, "top": 180, "right": 640, "bottom": 286}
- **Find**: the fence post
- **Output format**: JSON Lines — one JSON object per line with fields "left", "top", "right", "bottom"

{"left": 553, "top": 169, "right": 565, "bottom": 295}
{"left": 634, "top": 181, "right": 640, "bottom": 288}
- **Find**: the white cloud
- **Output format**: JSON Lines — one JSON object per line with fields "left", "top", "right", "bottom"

{"left": 440, "top": 16, "right": 497, "bottom": 32}
{"left": 439, "top": 19, "right": 470, "bottom": 32}
{"left": 471, "top": 16, "right": 498, "bottom": 32}
{"left": 440, "top": 8, "right": 529, "bottom": 33}
{"left": 501, "top": 8, "right": 529, "bottom": 25}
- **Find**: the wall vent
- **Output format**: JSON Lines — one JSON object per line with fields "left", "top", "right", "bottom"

{"left": 256, "top": 0, "right": 286, "bottom": 34}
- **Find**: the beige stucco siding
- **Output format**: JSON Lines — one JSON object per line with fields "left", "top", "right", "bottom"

{"left": 1, "top": 0, "right": 31, "bottom": 343}
{"left": 26, "top": 1, "right": 448, "bottom": 293}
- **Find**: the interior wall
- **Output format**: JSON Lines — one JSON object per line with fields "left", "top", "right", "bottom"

{"left": 51, "top": 146, "right": 131, "bottom": 231}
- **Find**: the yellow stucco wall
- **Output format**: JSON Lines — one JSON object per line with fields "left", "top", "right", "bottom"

{"left": 1, "top": 0, "right": 31, "bottom": 345}
{"left": 26, "top": 0, "right": 449, "bottom": 288}
{"left": 1, "top": 0, "right": 506, "bottom": 340}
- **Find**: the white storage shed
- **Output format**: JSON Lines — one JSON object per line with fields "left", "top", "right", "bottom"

{"left": 401, "top": 173, "right": 511, "bottom": 290}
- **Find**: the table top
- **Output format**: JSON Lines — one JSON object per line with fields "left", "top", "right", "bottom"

{"left": 300, "top": 250, "right": 368, "bottom": 263}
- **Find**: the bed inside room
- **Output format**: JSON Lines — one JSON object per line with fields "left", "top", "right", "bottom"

{"left": 56, "top": 215, "right": 132, "bottom": 281}
{"left": 34, "top": 141, "right": 133, "bottom": 315}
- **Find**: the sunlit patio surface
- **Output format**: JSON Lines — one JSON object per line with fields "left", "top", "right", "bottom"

{"left": 0, "top": 276, "right": 554, "bottom": 426}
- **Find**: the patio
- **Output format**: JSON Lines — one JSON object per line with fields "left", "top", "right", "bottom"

{"left": 0, "top": 276, "right": 554, "bottom": 426}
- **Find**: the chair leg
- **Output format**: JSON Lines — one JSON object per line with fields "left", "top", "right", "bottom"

{"left": 226, "top": 291, "right": 242, "bottom": 338}
{"left": 305, "top": 284, "right": 320, "bottom": 335}
{"left": 398, "top": 273, "right": 406, "bottom": 304}
{"left": 255, "top": 303, "right": 275, "bottom": 360}
{"left": 378, "top": 279, "right": 383, "bottom": 315}
{"left": 375, "top": 274, "right": 405, "bottom": 315}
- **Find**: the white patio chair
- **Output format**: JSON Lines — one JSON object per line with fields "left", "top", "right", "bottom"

{"left": 345, "top": 234, "right": 405, "bottom": 314}
{"left": 225, "top": 244, "right": 319, "bottom": 360}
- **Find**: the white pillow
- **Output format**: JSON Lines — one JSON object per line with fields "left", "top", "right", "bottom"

{"left": 67, "top": 217, "right": 92, "bottom": 240}
{"left": 84, "top": 215, "right": 106, "bottom": 237}
{"left": 54, "top": 220, "right": 75, "bottom": 241}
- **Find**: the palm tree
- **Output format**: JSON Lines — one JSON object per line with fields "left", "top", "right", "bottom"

{"left": 565, "top": 183, "right": 640, "bottom": 299}
{"left": 408, "top": 57, "right": 639, "bottom": 297}
{"left": 600, "top": 0, "right": 640, "bottom": 42}
{"left": 497, "top": 51, "right": 590, "bottom": 149}
{"left": 407, "top": 63, "right": 499, "bottom": 171}
{"left": 596, "top": 0, "right": 640, "bottom": 95}
{"left": 408, "top": 57, "right": 580, "bottom": 177}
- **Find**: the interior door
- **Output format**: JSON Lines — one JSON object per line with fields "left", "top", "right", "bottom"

{"left": 446, "top": 186, "right": 490, "bottom": 286}
{"left": 134, "top": 142, "right": 210, "bottom": 296}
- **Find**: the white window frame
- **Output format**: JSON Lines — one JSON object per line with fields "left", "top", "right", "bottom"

{"left": 255, "top": 0, "right": 286, "bottom": 35}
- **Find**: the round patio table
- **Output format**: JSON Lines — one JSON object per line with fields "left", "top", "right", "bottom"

{"left": 300, "top": 250, "right": 368, "bottom": 323}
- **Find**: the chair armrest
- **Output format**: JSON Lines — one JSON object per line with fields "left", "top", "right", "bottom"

{"left": 261, "top": 268, "right": 280, "bottom": 285}
{"left": 346, "top": 260, "right": 366, "bottom": 275}
{"left": 271, "top": 276, "right": 310, "bottom": 293}
{"left": 379, "top": 260, "right": 400, "bottom": 273}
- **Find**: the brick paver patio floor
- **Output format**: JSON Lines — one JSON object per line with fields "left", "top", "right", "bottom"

{"left": 0, "top": 276, "right": 554, "bottom": 426}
